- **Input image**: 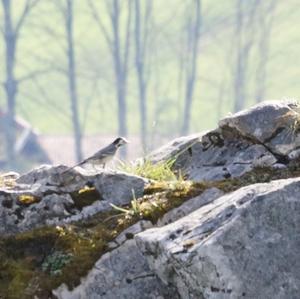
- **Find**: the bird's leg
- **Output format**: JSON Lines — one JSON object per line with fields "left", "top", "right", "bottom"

{"left": 103, "top": 163, "right": 106, "bottom": 169}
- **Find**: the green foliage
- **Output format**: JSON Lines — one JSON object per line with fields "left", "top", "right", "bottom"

{"left": 42, "top": 251, "right": 73, "bottom": 276}
{"left": 119, "top": 159, "right": 177, "bottom": 181}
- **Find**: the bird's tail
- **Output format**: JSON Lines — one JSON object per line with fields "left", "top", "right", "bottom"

{"left": 61, "top": 160, "right": 85, "bottom": 175}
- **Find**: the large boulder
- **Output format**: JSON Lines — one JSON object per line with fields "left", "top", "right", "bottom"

{"left": 219, "top": 100, "right": 300, "bottom": 156}
{"left": 136, "top": 178, "right": 300, "bottom": 299}
{"left": 149, "top": 101, "right": 300, "bottom": 181}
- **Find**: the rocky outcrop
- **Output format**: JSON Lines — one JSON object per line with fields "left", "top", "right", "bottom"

{"left": 149, "top": 101, "right": 300, "bottom": 181}
{"left": 136, "top": 177, "right": 300, "bottom": 299}
{"left": 219, "top": 100, "right": 300, "bottom": 156}
{"left": 2, "top": 100, "right": 300, "bottom": 299}
{"left": 0, "top": 165, "right": 147, "bottom": 234}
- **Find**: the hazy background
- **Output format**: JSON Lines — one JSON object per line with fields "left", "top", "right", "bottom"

{"left": 0, "top": 0, "right": 296, "bottom": 171}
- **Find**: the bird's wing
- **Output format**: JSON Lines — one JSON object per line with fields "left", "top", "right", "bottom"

{"left": 62, "top": 143, "right": 117, "bottom": 174}
{"left": 86, "top": 143, "right": 117, "bottom": 161}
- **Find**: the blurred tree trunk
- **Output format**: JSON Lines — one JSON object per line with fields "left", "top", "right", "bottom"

{"left": 112, "top": 0, "right": 128, "bottom": 139}
{"left": 1, "top": 0, "right": 39, "bottom": 168}
{"left": 2, "top": 0, "right": 17, "bottom": 168}
{"left": 233, "top": 0, "right": 259, "bottom": 112}
{"left": 89, "top": 0, "right": 132, "bottom": 157}
{"left": 134, "top": 0, "right": 152, "bottom": 152}
{"left": 181, "top": 0, "right": 201, "bottom": 135}
{"left": 65, "top": 0, "right": 82, "bottom": 162}
{"left": 255, "top": 0, "right": 278, "bottom": 103}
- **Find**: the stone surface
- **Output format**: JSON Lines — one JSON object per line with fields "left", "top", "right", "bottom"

{"left": 0, "top": 165, "right": 147, "bottom": 234}
{"left": 148, "top": 134, "right": 203, "bottom": 164}
{"left": 53, "top": 221, "right": 179, "bottom": 299}
{"left": 219, "top": 100, "right": 300, "bottom": 156}
{"left": 17, "top": 165, "right": 147, "bottom": 201}
{"left": 148, "top": 101, "right": 300, "bottom": 181}
{"left": 2, "top": 100, "right": 300, "bottom": 298}
{"left": 157, "top": 188, "right": 224, "bottom": 226}
{"left": 136, "top": 178, "right": 300, "bottom": 299}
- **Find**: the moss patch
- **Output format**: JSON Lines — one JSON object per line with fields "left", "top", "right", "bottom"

{"left": 0, "top": 211, "right": 137, "bottom": 299}
{"left": 70, "top": 186, "right": 102, "bottom": 210}
{"left": 18, "top": 194, "right": 40, "bottom": 206}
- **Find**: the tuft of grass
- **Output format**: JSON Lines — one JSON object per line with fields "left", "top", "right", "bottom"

{"left": 119, "top": 159, "right": 177, "bottom": 181}
{"left": 110, "top": 190, "right": 144, "bottom": 218}
{"left": 276, "top": 105, "right": 300, "bottom": 139}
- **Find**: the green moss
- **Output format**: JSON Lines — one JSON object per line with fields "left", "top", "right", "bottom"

{"left": 0, "top": 210, "right": 136, "bottom": 299}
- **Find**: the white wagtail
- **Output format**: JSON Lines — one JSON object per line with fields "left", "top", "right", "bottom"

{"left": 63, "top": 137, "right": 129, "bottom": 173}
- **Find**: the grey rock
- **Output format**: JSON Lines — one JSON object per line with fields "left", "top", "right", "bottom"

{"left": 0, "top": 191, "right": 75, "bottom": 235}
{"left": 92, "top": 171, "right": 145, "bottom": 204}
{"left": 219, "top": 100, "right": 300, "bottom": 156}
{"left": 0, "top": 171, "right": 20, "bottom": 180}
{"left": 17, "top": 164, "right": 55, "bottom": 184}
{"left": 157, "top": 188, "right": 224, "bottom": 226}
{"left": 53, "top": 221, "right": 179, "bottom": 299}
{"left": 288, "top": 148, "right": 300, "bottom": 160}
{"left": 148, "top": 101, "right": 300, "bottom": 181}
{"left": 22, "top": 193, "right": 74, "bottom": 230}
{"left": 148, "top": 134, "right": 203, "bottom": 164}
{"left": 18, "top": 165, "right": 147, "bottom": 201}
{"left": 0, "top": 165, "right": 147, "bottom": 234}
{"left": 108, "top": 220, "right": 153, "bottom": 249}
{"left": 136, "top": 178, "right": 300, "bottom": 299}
{"left": 176, "top": 135, "right": 276, "bottom": 182}
{"left": 272, "top": 163, "right": 287, "bottom": 170}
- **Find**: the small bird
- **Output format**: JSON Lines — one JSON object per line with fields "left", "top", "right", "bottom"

{"left": 63, "top": 137, "right": 129, "bottom": 173}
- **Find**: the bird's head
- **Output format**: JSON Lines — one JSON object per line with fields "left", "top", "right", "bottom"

{"left": 113, "top": 137, "right": 129, "bottom": 147}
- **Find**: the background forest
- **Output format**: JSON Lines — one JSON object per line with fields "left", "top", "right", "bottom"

{"left": 0, "top": 0, "right": 296, "bottom": 170}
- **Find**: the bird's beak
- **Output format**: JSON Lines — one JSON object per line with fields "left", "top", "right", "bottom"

{"left": 123, "top": 138, "right": 130, "bottom": 144}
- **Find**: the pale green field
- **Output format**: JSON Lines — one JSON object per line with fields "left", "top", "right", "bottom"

{"left": 0, "top": 0, "right": 299, "bottom": 136}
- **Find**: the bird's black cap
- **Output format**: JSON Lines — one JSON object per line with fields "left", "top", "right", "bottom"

{"left": 113, "top": 137, "right": 129, "bottom": 146}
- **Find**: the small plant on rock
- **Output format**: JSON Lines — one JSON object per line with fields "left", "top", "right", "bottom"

{"left": 42, "top": 251, "right": 73, "bottom": 276}
{"left": 110, "top": 190, "right": 144, "bottom": 218}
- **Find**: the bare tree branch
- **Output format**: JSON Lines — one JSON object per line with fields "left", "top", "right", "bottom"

{"left": 88, "top": 0, "right": 113, "bottom": 51}
{"left": 18, "top": 68, "right": 55, "bottom": 82}
{"left": 123, "top": 0, "right": 132, "bottom": 77}
{"left": 181, "top": 0, "right": 201, "bottom": 135}
{"left": 15, "top": 0, "right": 40, "bottom": 36}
